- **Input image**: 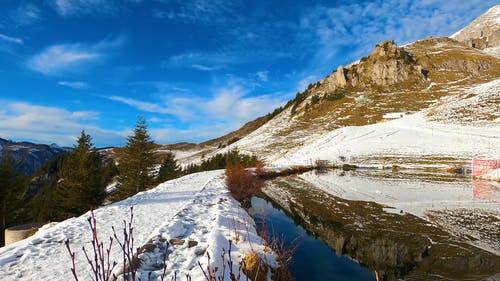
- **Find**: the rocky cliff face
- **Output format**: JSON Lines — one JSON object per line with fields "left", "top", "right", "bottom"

{"left": 325, "top": 41, "right": 427, "bottom": 91}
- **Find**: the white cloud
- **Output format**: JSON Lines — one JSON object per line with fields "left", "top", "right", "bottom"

{"left": 26, "top": 37, "right": 124, "bottom": 75}
{"left": 71, "top": 110, "right": 99, "bottom": 119}
{"left": 27, "top": 44, "right": 99, "bottom": 75}
{"left": 109, "top": 96, "right": 171, "bottom": 114}
{"left": 152, "top": 0, "right": 238, "bottom": 25}
{"left": 191, "top": 64, "right": 220, "bottom": 71}
{"left": 256, "top": 71, "right": 269, "bottom": 82}
{"left": 110, "top": 85, "right": 285, "bottom": 136}
{"left": 10, "top": 3, "right": 41, "bottom": 26}
{"left": 0, "top": 33, "right": 23, "bottom": 45}
{"left": 0, "top": 102, "right": 125, "bottom": 147}
{"left": 57, "top": 81, "right": 89, "bottom": 89}
{"left": 297, "top": 75, "right": 318, "bottom": 92}
{"left": 52, "top": 0, "right": 120, "bottom": 17}
{"left": 297, "top": 0, "right": 498, "bottom": 72}
{"left": 203, "top": 86, "right": 284, "bottom": 123}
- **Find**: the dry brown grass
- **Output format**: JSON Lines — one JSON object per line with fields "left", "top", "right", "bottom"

{"left": 243, "top": 252, "right": 268, "bottom": 281}
{"left": 225, "top": 164, "right": 263, "bottom": 206}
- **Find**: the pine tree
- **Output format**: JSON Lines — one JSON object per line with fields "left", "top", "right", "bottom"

{"left": 157, "top": 152, "right": 181, "bottom": 183}
{"left": 116, "top": 116, "right": 157, "bottom": 199}
{"left": 0, "top": 149, "right": 26, "bottom": 246}
{"left": 53, "top": 130, "right": 106, "bottom": 219}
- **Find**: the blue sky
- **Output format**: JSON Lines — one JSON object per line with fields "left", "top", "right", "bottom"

{"left": 0, "top": 0, "right": 497, "bottom": 147}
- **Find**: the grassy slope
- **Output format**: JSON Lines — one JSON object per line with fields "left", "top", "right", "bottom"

{"left": 226, "top": 37, "right": 500, "bottom": 166}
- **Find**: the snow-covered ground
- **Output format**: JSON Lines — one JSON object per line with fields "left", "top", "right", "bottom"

{"left": 271, "top": 111, "right": 499, "bottom": 168}
{"left": 270, "top": 78, "right": 500, "bottom": 170}
{"left": 0, "top": 171, "right": 276, "bottom": 281}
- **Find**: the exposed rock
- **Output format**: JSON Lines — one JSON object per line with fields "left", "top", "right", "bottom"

{"left": 334, "top": 65, "right": 347, "bottom": 87}
{"left": 169, "top": 239, "right": 185, "bottom": 246}
{"left": 451, "top": 5, "right": 500, "bottom": 50}
{"left": 347, "top": 40, "right": 427, "bottom": 90}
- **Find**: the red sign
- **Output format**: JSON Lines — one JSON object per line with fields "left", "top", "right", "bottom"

{"left": 472, "top": 159, "right": 499, "bottom": 177}
{"left": 473, "top": 181, "right": 499, "bottom": 203}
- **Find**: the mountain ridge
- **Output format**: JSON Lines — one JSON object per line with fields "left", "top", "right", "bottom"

{"left": 0, "top": 138, "right": 69, "bottom": 175}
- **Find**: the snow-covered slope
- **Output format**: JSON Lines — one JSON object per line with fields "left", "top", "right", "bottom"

{"left": 0, "top": 171, "right": 275, "bottom": 281}
{"left": 451, "top": 5, "right": 500, "bottom": 58}
{"left": 270, "top": 79, "right": 499, "bottom": 168}
{"left": 451, "top": 5, "right": 500, "bottom": 41}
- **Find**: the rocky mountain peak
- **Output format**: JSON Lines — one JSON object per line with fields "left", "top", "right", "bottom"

{"left": 451, "top": 5, "right": 500, "bottom": 56}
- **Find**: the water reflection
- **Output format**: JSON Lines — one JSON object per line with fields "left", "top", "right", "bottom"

{"left": 260, "top": 173, "right": 500, "bottom": 281}
{"left": 250, "top": 196, "right": 375, "bottom": 281}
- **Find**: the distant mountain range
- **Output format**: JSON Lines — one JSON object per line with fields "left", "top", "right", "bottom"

{"left": 0, "top": 138, "right": 69, "bottom": 175}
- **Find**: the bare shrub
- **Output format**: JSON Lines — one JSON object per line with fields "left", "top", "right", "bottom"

{"left": 225, "top": 164, "right": 263, "bottom": 207}
{"left": 65, "top": 207, "right": 175, "bottom": 281}
{"left": 198, "top": 240, "right": 246, "bottom": 281}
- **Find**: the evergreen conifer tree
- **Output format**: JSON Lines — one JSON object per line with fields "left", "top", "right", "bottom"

{"left": 0, "top": 150, "right": 26, "bottom": 246}
{"left": 53, "top": 130, "right": 106, "bottom": 219}
{"left": 157, "top": 152, "right": 181, "bottom": 183}
{"left": 116, "top": 116, "right": 156, "bottom": 199}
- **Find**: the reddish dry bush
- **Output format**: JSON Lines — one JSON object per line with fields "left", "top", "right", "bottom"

{"left": 255, "top": 161, "right": 265, "bottom": 177}
{"left": 225, "top": 164, "right": 262, "bottom": 206}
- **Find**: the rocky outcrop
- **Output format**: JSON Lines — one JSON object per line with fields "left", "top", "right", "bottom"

{"left": 451, "top": 5, "right": 500, "bottom": 50}
{"left": 404, "top": 37, "right": 500, "bottom": 81}
{"left": 332, "top": 40, "right": 428, "bottom": 90}
{"left": 334, "top": 65, "right": 347, "bottom": 87}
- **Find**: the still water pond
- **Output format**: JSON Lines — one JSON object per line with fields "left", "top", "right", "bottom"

{"left": 250, "top": 196, "right": 375, "bottom": 281}
{"left": 250, "top": 171, "right": 500, "bottom": 281}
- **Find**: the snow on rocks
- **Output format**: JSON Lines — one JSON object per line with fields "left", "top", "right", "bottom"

{"left": 0, "top": 170, "right": 275, "bottom": 281}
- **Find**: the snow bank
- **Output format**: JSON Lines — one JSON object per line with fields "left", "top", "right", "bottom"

{"left": 0, "top": 170, "right": 275, "bottom": 281}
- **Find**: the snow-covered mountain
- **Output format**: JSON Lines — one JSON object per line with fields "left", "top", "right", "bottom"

{"left": 0, "top": 138, "right": 69, "bottom": 175}
{"left": 451, "top": 5, "right": 500, "bottom": 57}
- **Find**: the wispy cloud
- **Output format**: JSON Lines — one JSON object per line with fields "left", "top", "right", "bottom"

{"left": 256, "top": 71, "right": 269, "bottom": 82}
{"left": 0, "top": 33, "right": 23, "bottom": 45}
{"left": 27, "top": 44, "right": 100, "bottom": 75}
{"left": 298, "top": 0, "right": 498, "bottom": 69}
{"left": 152, "top": 0, "right": 239, "bottom": 25}
{"left": 0, "top": 101, "right": 125, "bottom": 147}
{"left": 9, "top": 3, "right": 42, "bottom": 26}
{"left": 110, "top": 84, "right": 285, "bottom": 132}
{"left": 191, "top": 64, "right": 220, "bottom": 71}
{"left": 297, "top": 75, "right": 318, "bottom": 92}
{"left": 51, "top": 0, "right": 121, "bottom": 17}
{"left": 57, "top": 81, "right": 89, "bottom": 89}
{"left": 109, "top": 95, "right": 171, "bottom": 114}
{"left": 164, "top": 49, "right": 291, "bottom": 70}
{"left": 26, "top": 37, "right": 124, "bottom": 75}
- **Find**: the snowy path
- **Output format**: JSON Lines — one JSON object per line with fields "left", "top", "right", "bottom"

{"left": 0, "top": 170, "right": 222, "bottom": 280}
{"left": 136, "top": 173, "right": 274, "bottom": 281}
